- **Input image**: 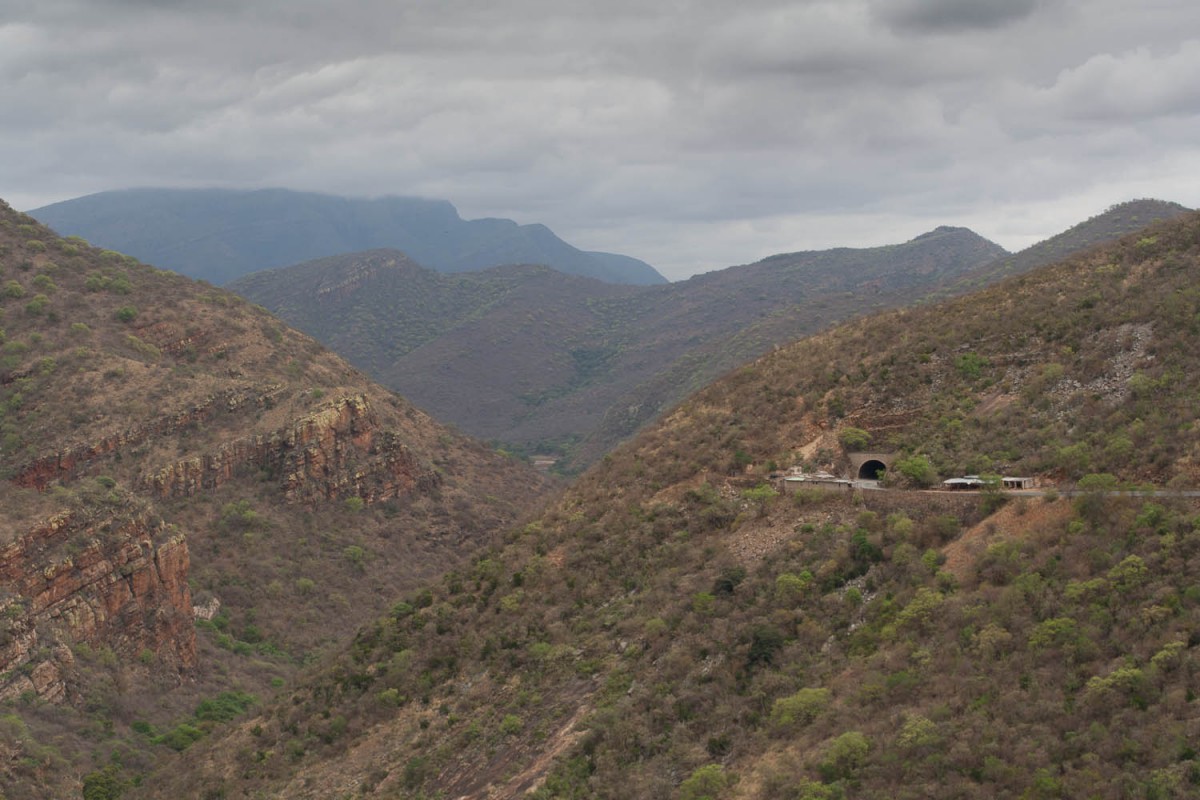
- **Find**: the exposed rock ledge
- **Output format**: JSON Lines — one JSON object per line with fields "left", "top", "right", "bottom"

{"left": 0, "top": 506, "right": 195, "bottom": 703}
{"left": 142, "top": 394, "right": 440, "bottom": 505}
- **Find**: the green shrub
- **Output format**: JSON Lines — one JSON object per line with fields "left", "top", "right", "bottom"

{"left": 678, "top": 764, "right": 735, "bottom": 800}
{"left": 402, "top": 756, "right": 429, "bottom": 788}
{"left": 775, "top": 571, "right": 813, "bottom": 602}
{"left": 895, "top": 587, "right": 945, "bottom": 630}
{"left": 692, "top": 592, "right": 716, "bottom": 614}
{"left": 153, "top": 723, "right": 205, "bottom": 751}
{"left": 838, "top": 426, "right": 871, "bottom": 450}
{"left": 770, "top": 687, "right": 830, "bottom": 728}
{"left": 1028, "top": 617, "right": 1080, "bottom": 649}
{"left": 344, "top": 545, "right": 366, "bottom": 567}
{"left": 819, "top": 731, "right": 870, "bottom": 781}
{"left": 194, "top": 691, "right": 256, "bottom": 723}
{"left": 742, "top": 483, "right": 778, "bottom": 515}
{"left": 746, "top": 625, "right": 785, "bottom": 668}
{"left": 955, "top": 352, "right": 989, "bottom": 379}
{"left": 82, "top": 765, "right": 129, "bottom": 800}
{"left": 896, "top": 714, "right": 941, "bottom": 750}
{"left": 892, "top": 454, "right": 937, "bottom": 488}
{"left": 23, "top": 293, "right": 50, "bottom": 314}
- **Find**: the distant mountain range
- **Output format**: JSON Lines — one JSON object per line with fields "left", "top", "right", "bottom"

{"left": 28, "top": 188, "right": 667, "bottom": 286}
{"left": 230, "top": 199, "right": 1190, "bottom": 469}
{"left": 231, "top": 225, "right": 1009, "bottom": 468}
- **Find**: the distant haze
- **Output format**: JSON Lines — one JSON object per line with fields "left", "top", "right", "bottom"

{"left": 3, "top": 0, "right": 1200, "bottom": 278}
{"left": 29, "top": 188, "right": 667, "bottom": 286}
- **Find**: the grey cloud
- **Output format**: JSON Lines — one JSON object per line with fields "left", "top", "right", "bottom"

{"left": 1, "top": 0, "right": 1198, "bottom": 280}
{"left": 871, "top": 0, "right": 1042, "bottom": 33}
{"left": 1041, "top": 43, "right": 1200, "bottom": 122}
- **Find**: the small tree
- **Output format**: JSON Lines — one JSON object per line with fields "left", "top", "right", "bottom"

{"left": 770, "top": 687, "right": 830, "bottom": 728}
{"left": 979, "top": 473, "right": 1006, "bottom": 514}
{"left": 838, "top": 427, "right": 871, "bottom": 451}
{"left": 678, "top": 764, "right": 735, "bottom": 800}
{"left": 819, "top": 731, "right": 870, "bottom": 781}
{"left": 892, "top": 454, "right": 937, "bottom": 488}
{"left": 1074, "top": 472, "right": 1118, "bottom": 527}
{"left": 82, "top": 765, "right": 129, "bottom": 800}
{"left": 742, "top": 483, "right": 778, "bottom": 517}
{"left": 955, "top": 352, "right": 989, "bottom": 379}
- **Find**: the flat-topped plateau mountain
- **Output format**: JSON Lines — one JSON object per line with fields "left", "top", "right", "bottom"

{"left": 28, "top": 188, "right": 667, "bottom": 286}
{"left": 0, "top": 199, "right": 552, "bottom": 798}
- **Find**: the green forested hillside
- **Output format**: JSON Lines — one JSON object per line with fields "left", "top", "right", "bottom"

{"left": 137, "top": 215, "right": 1200, "bottom": 798}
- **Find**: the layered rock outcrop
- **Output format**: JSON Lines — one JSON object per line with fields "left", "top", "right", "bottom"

{"left": 12, "top": 384, "right": 284, "bottom": 491}
{"left": 143, "top": 394, "right": 437, "bottom": 505}
{"left": 13, "top": 390, "right": 431, "bottom": 507}
{"left": 0, "top": 505, "right": 195, "bottom": 703}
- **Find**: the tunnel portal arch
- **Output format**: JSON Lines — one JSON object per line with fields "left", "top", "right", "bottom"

{"left": 858, "top": 459, "right": 887, "bottom": 480}
{"left": 847, "top": 452, "right": 898, "bottom": 481}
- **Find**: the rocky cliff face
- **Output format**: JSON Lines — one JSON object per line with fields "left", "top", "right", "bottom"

{"left": 0, "top": 501, "right": 194, "bottom": 704}
{"left": 141, "top": 394, "right": 437, "bottom": 505}
{"left": 1, "top": 391, "right": 444, "bottom": 704}
{"left": 11, "top": 384, "right": 284, "bottom": 492}
{"left": 14, "top": 391, "right": 437, "bottom": 506}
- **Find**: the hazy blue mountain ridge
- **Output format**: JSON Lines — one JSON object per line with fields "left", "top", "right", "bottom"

{"left": 29, "top": 188, "right": 667, "bottom": 286}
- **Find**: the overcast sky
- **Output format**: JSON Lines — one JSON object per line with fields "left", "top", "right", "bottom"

{"left": 2, "top": 0, "right": 1198, "bottom": 279}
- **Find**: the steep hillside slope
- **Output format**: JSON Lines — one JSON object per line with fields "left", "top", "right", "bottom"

{"left": 28, "top": 188, "right": 666, "bottom": 286}
{"left": 0, "top": 199, "right": 551, "bottom": 798}
{"left": 233, "top": 227, "right": 1008, "bottom": 468}
{"left": 229, "top": 250, "right": 639, "bottom": 382}
{"left": 951, "top": 198, "right": 1191, "bottom": 291}
{"left": 142, "top": 213, "right": 1200, "bottom": 799}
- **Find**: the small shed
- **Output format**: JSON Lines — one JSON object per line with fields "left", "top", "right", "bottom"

{"left": 1002, "top": 476, "right": 1034, "bottom": 490}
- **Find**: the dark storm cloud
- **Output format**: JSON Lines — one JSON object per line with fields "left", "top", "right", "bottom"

{"left": 872, "top": 0, "right": 1042, "bottom": 32}
{"left": 1, "top": 0, "right": 1198, "bottom": 278}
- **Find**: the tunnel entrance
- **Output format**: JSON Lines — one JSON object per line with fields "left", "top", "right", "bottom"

{"left": 858, "top": 459, "right": 887, "bottom": 480}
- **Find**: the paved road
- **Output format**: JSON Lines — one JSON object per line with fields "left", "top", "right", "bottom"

{"left": 849, "top": 480, "right": 1200, "bottom": 498}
